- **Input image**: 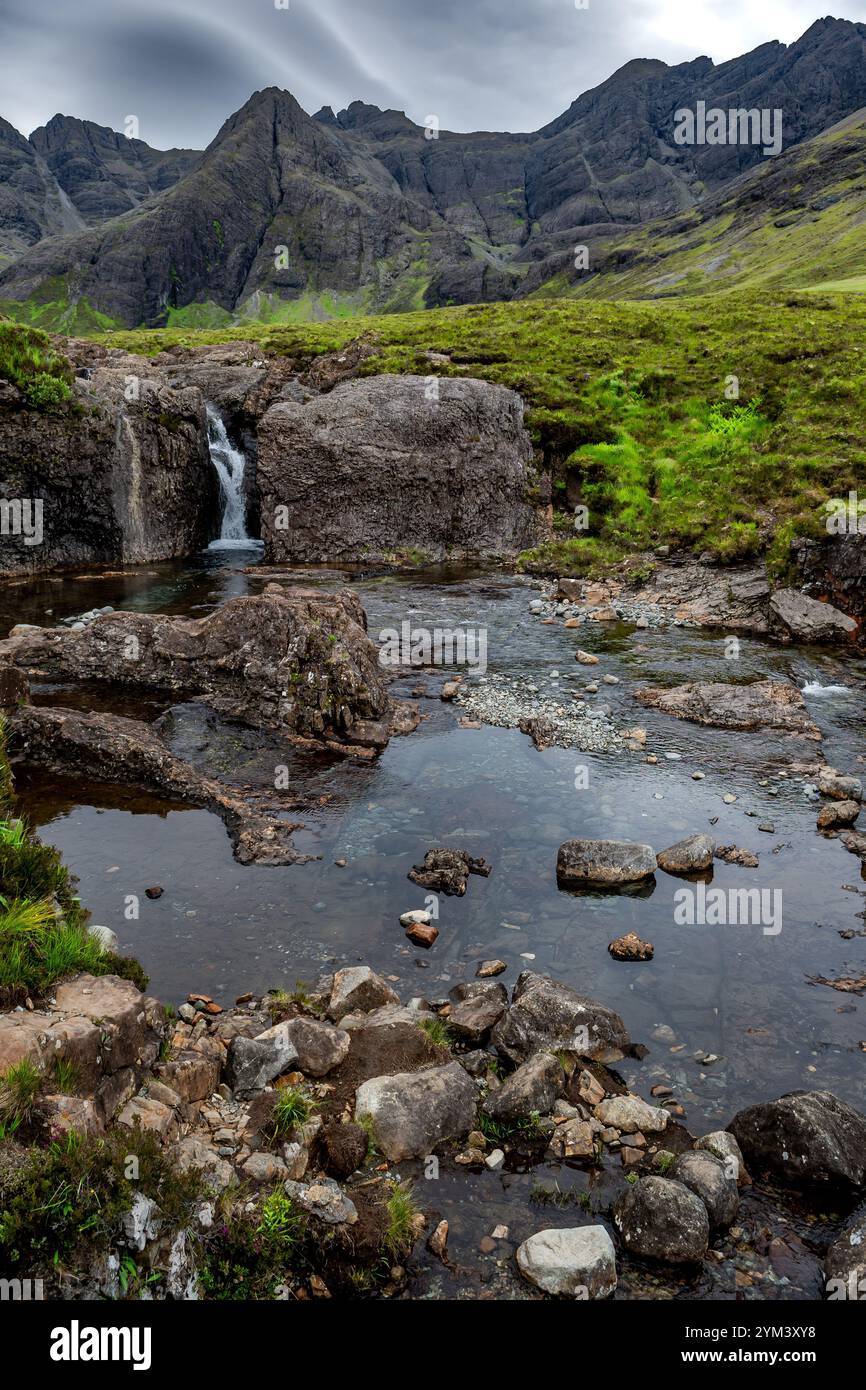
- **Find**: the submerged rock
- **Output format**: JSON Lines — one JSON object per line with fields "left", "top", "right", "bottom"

{"left": 516, "top": 1226, "right": 617, "bottom": 1298}
{"left": 635, "top": 680, "right": 821, "bottom": 739}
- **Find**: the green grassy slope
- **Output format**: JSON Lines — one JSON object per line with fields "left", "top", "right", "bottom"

{"left": 549, "top": 109, "right": 866, "bottom": 301}
{"left": 99, "top": 291, "right": 866, "bottom": 573}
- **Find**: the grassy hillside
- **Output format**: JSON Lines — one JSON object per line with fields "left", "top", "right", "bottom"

{"left": 548, "top": 109, "right": 866, "bottom": 302}
{"left": 99, "top": 291, "right": 866, "bottom": 574}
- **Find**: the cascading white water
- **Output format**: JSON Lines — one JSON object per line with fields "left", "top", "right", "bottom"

{"left": 206, "top": 404, "right": 260, "bottom": 549}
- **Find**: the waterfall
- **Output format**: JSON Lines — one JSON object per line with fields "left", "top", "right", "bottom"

{"left": 206, "top": 405, "right": 259, "bottom": 549}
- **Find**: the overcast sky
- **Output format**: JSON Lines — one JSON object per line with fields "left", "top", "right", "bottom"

{"left": 2, "top": 1, "right": 865, "bottom": 149}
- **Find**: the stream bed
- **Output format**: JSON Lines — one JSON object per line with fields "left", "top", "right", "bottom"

{"left": 4, "top": 548, "right": 865, "bottom": 1298}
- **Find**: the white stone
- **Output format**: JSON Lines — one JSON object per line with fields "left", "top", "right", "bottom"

{"left": 516, "top": 1226, "right": 617, "bottom": 1298}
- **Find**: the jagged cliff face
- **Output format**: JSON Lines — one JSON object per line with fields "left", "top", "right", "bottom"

{"left": 2, "top": 17, "right": 866, "bottom": 324}
{"left": 0, "top": 117, "right": 196, "bottom": 267}
{"left": 29, "top": 116, "right": 199, "bottom": 224}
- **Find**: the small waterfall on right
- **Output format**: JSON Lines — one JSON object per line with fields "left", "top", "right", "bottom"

{"left": 206, "top": 405, "right": 260, "bottom": 549}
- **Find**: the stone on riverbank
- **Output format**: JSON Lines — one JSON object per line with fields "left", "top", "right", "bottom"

{"left": 614, "top": 1176, "right": 709, "bottom": 1263}
{"left": 491, "top": 971, "right": 630, "bottom": 1065}
{"left": 516, "top": 1226, "right": 617, "bottom": 1298}
{"left": 769, "top": 589, "right": 857, "bottom": 644}
{"left": 483, "top": 1052, "right": 565, "bottom": 1123}
{"left": 354, "top": 1062, "right": 477, "bottom": 1161}
{"left": 673, "top": 1151, "right": 739, "bottom": 1229}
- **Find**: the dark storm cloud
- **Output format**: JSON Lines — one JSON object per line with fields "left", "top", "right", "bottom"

{"left": 1, "top": 0, "right": 863, "bottom": 149}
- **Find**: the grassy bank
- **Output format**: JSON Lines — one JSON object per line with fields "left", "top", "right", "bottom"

{"left": 0, "top": 717, "right": 146, "bottom": 1006}
{"left": 98, "top": 292, "right": 865, "bottom": 573}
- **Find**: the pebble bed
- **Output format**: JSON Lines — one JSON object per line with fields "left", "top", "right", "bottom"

{"left": 454, "top": 671, "right": 624, "bottom": 753}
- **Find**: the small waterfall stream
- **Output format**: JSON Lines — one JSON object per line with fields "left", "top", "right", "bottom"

{"left": 206, "top": 405, "right": 260, "bottom": 549}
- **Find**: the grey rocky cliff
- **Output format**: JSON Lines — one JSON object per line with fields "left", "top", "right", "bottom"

{"left": 0, "top": 353, "right": 218, "bottom": 573}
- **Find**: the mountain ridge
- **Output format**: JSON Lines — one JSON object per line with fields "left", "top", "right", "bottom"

{"left": 2, "top": 16, "right": 866, "bottom": 327}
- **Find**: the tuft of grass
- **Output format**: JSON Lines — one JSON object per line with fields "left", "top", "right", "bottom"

{"left": 269, "top": 1085, "right": 317, "bottom": 1140}
{"left": 382, "top": 1181, "right": 421, "bottom": 1258}
{"left": 418, "top": 1017, "right": 453, "bottom": 1049}
{"left": 52, "top": 1058, "right": 80, "bottom": 1095}
{"left": 0, "top": 320, "right": 73, "bottom": 410}
{"left": 478, "top": 1110, "right": 544, "bottom": 1144}
{"left": 256, "top": 1188, "right": 303, "bottom": 1250}
{"left": 0, "top": 1058, "right": 42, "bottom": 1129}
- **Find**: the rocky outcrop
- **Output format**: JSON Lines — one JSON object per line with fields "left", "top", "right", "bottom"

{"left": 257, "top": 375, "right": 539, "bottom": 563}
{"left": 793, "top": 532, "right": 866, "bottom": 624}
{"left": 0, "top": 354, "right": 218, "bottom": 573}
{"left": 729, "top": 1091, "right": 866, "bottom": 1198}
{"left": 5, "top": 704, "right": 314, "bottom": 866}
{"left": 0, "top": 585, "right": 411, "bottom": 750}
{"left": 634, "top": 680, "right": 821, "bottom": 739}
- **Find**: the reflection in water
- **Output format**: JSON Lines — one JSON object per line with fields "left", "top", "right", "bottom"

{"left": 7, "top": 551, "right": 866, "bottom": 1137}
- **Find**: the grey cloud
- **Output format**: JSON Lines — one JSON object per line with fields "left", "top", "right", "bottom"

{"left": 0, "top": 0, "right": 862, "bottom": 149}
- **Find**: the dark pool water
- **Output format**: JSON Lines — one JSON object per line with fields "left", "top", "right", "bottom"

{"left": 5, "top": 549, "right": 866, "bottom": 1139}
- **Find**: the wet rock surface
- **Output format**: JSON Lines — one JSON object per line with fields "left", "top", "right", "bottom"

{"left": 635, "top": 680, "right": 822, "bottom": 739}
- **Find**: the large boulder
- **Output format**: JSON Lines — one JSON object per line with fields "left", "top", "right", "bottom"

{"left": 516, "top": 1226, "right": 617, "bottom": 1299}
{"left": 634, "top": 681, "right": 821, "bottom": 739}
{"left": 0, "top": 585, "right": 402, "bottom": 750}
{"left": 281, "top": 1018, "right": 351, "bottom": 1077}
{"left": 769, "top": 588, "right": 857, "bottom": 644}
{"left": 557, "top": 839, "right": 656, "bottom": 888}
{"left": 491, "top": 972, "right": 630, "bottom": 1064}
{"left": 257, "top": 375, "right": 539, "bottom": 563}
{"left": 483, "top": 1052, "right": 565, "bottom": 1123}
{"left": 354, "top": 1062, "right": 477, "bottom": 1161}
{"left": 728, "top": 1091, "right": 866, "bottom": 1197}
{"left": 614, "top": 1177, "right": 709, "bottom": 1263}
